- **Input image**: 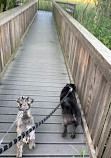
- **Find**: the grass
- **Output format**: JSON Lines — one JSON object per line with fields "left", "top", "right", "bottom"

{"left": 70, "top": 145, "right": 85, "bottom": 157}
{"left": 1, "top": 0, "right": 33, "bottom": 10}
{"left": 38, "top": 0, "right": 52, "bottom": 11}
{"left": 66, "top": 0, "right": 96, "bottom": 3}
{"left": 38, "top": 0, "right": 111, "bottom": 50}
{"left": 74, "top": 2, "right": 111, "bottom": 49}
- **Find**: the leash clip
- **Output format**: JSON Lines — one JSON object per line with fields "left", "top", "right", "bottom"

{"left": 69, "top": 87, "right": 73, "bottom": 92}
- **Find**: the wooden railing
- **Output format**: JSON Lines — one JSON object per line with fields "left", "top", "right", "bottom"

{"left": 53, "top": 1, "right": 111, "bottom": 158}
{"left": 0, "top": 0, "right": 37, "bottom": 79}
{"left": 56, "top": 1, "right": 76, "bottom": 17}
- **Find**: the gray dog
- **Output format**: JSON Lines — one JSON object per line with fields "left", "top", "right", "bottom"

{"left": 60, "top": 84, "right": 81, "bottom": 138}
{"left": 16, "top": 96, "right": 35, "bottom": 158}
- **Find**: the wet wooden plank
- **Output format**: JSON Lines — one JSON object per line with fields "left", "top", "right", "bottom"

{"left": 0, "top": 133, "right": 85, "bottom": 144}
{"left": 1, "top": 81, "right": 66, "bottom": 87}
{"left": 0, "top": 94, "right": 60, "bottom": 102}
{"left": 0, "top": 115, "right": 62, "bottom": 123}
{"left": 0, "top": 123, "right": 83, "bottom": 134}
{"left": 0, "top": 101, "right": 60, "bottom": 108}
{"left": 0, "top": 107, "right": 61, "bottom": 115}
{"left": 2, "top": 77, "right": 69, "bottom": 83}
{"left": 0, "top": 89, "right": 61, "bottom": 96}
{"left": 0, "top": 144, "right": 89, "bottom": 157}
{"left": 0, "top": 84, "right": 65, "bottom": 91}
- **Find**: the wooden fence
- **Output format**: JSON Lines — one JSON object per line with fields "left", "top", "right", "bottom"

{"left": 56, "top": 1, "right": 76, "bottom": 17}
{"left": 0, "top": 0, "right": 37, "bottom": 78}
{"left": 53, "top": 1, "right": 111, "bottom": 158}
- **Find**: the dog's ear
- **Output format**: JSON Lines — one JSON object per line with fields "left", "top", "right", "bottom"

{"left": 17, "top": 97, "right": 21, "bottom": 103}
{"left": 27, "top": 97, "right": 34, "bottom": 104}
{"left": 66, "top": 83, "right": 76, "bottom": 92}
{"left": 71, "top": 84, "right": 76, "bottom": 92}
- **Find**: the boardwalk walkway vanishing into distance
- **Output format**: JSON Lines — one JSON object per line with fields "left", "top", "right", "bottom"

{"left": 0, "top": 11, "right": 89, "bottom": 157}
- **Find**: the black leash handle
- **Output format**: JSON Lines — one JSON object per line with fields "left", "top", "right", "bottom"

{"left": 0, "top": 88, "right": 72, "bottom": 154}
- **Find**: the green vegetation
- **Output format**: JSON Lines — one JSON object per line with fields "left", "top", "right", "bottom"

{"left": 75, "top": 2, "right": 111, "bottom": 50}
{"left": 38, "top": 0, "right": 52, "bottom": 11}
{"left": 0, "top": 0, "right": 31, "bottom": 12}
{"left": 70, "top": 145, "right": 85, "bottom": 157}
{"left": 38, "top": 0, "right": 111, "bottom": 50}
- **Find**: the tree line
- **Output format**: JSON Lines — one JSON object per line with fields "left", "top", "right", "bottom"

{"left": 0, "top": 0, "right": 16, "bottom": 12}
{"left": 0, "top": 0, "right": 31, "bottom": 12}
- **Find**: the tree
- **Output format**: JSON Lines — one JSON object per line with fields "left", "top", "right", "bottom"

{"left": 0, "top": 0, "right": 20, "bottom": 12}
{"left": 94, "top": 0, "right": 111, "bottom": 24}
{"left": 0, "top": 0, "right": 10, "bottom": 12}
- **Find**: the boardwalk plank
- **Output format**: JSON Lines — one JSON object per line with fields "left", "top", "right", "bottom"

{"left": 0, "top": 123, "right": 83, "bottom": 133}
{"left": 0, "top": 115, "right": 62, "bottom": 123}
{"left": 0, "top": 89, "right": 61, "bottom": 96}
{"left": 0, "top": 95, "right": 60, "bottom": 102}
{"left": 0, "top": 107, "right": 61, "bottom": 115}
{"left": 0, "top": 144, "right": 89, "bottom": 156}
{"left": 0, "top": 101, "right": 60, "bottom": 108}
{"left": 0, "top": 85, "right": 65, "bottom": 91}
{"left": 0, "top": 133, "right": 85, "bottom": 144}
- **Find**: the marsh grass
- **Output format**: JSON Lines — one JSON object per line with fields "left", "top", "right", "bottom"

{"left": 75, "top": 2, "right": 111, "bottom": 49}
{"left": 37, "top": 0, "right": 111, "bottom": 49}
{"left": 38, "top": 0, "right": 52, "bottom": 11}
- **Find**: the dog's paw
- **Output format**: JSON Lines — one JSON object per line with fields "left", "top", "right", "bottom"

{"left": 62, "top": 132, "right": 67, "bottom": 138}
{"left": 71, "top": 134, "right": 75, "bottom": 139}
{"left": 29, "top": 143, "right": 36, "bottom": 150}
{"left": 16, "top": 154, "right": 22, "bottom": 158}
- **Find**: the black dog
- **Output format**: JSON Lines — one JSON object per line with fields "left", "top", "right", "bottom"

{"left": 60, "top": 83, "right": 81, "bottom": 138}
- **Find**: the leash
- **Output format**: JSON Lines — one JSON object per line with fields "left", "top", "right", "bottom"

{"left": 0, "top": 109, "right": 28, "bottom": 146}
{"left": 0, "top": 87, "right": 73, "bottom": 155}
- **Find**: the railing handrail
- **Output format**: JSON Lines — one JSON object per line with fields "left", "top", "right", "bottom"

{"left": 0, "top": 0, "right": 37, "bottom": 27}
{"left": 56, "top": 1, "right": 76, "bottom": 6}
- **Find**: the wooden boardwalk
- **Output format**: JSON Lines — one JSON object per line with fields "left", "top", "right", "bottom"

{"left": 0, "top": 11, "right": 89, "bottom": 157}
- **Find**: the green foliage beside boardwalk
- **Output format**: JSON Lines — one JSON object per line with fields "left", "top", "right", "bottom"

{"left": 38, "top": 0, "right": 52, "bottom": 11}
{"left": 75, "top": 2, "right": 111, "bottom": 50}
{"left": 38, "top": 0, "right": 111, "bottom": 50}
{"left": 0, "top": 0, "right": 32, "bottom": 12}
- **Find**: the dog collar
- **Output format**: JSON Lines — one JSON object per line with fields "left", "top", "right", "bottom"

{"left": 69, "top": 86, "right": 73, "bottom": 92}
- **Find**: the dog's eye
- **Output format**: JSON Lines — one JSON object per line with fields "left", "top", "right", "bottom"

{"left": 19, "top": 104, "right": 22, "bottom": 107}
{"left": 28, "top": 104, "right": 31, "bottom": 108}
